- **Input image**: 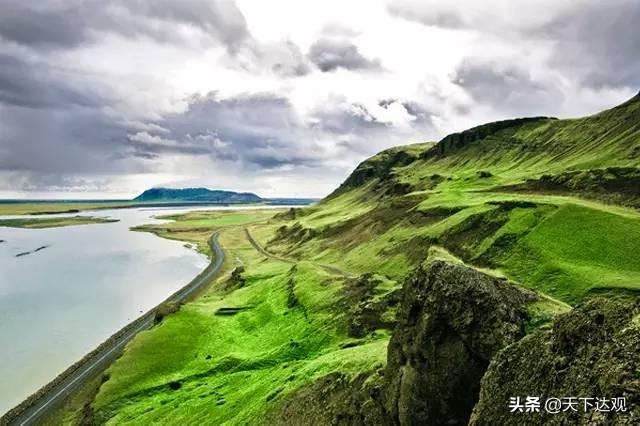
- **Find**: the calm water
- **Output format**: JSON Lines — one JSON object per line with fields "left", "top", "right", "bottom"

{"left": 0, "top": 206, "right": 281, "bottom": 414}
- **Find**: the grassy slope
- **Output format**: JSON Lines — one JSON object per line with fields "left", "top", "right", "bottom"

{"left": 0, "top": 216, "right": 118, "bottom": 228}
{"left": 90, "top": 210, "right": 390, "bottom": 425}
{"left": 267, "top": 94, "right": 640, "bottom": 304}
{"left": 59, "top": 96, "right": 638, "bottom": 424}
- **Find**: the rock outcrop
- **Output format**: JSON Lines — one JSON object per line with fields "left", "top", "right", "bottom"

{"left": 267, "top": 263, "right": 640, "bottom": 425}
{"left": 384, "top": 260, "right": 537, "bottom": 425}
{"left": 470, "top": 298, "right": 640, "bottom": 425}
{"left": 268, "top": 261, "right": 538, "bottom": 425}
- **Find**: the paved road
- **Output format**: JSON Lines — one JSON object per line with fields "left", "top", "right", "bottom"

{"left": 3, "top": 232, "right": 224, "bottom": 426}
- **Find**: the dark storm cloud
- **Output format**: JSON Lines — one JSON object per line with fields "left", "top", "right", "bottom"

{"left": 0, "top": 0, "right": 250, "bottom": 51}
{"left": 0, "top": 0, "right": 318, "bottom": 192}
{"left": 136, "top": 93, "right": 323, "bottom": 169}
{"left": 538, "top": 0, "right": 640, "bottom": 88}
{"left": 0, "top": 102, "right": 134, "bottom": 175}
{"left": 126, "top": 93, "right": 431, "bottom": 171}
{"left": 126, "top": 132, "right": 214, "bottom": 158}
{"left": 0, "top": 53, "right": 104, "bottom": 109}
{"left": 0, "top": 171, "right": 113, "bottom": 193}
{"left": 0, "top": 0, "right": 310, "bottom": 79}
{"left": 311, "top": 102, "right": 387, "bottom": 134}
{"left": 453, "top": 60, "right": 554, "bottom": 115}
{"left": 305, "top": 96, "right": 435, "bottom": 158}
{"left": 308, "top": 38, "right": 382, "bottom": 72}
{"left": 0, "top": 0, "right": 309, "bottom": 81}
{"left": 0, "top": 2, "right": 90, "bottom": 49}
{"left": 0, "top": 44, "right": 137, "bottom": 179}
{"left": 123, "top": 0, "right": 251, "bottom": 52}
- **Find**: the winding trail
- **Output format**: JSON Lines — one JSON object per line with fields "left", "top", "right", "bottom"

{"left": 244, "top": 228, "right": 354, "bottom": 278}
{"left": 2, "top": 232, "right": 225, "bottom": 426}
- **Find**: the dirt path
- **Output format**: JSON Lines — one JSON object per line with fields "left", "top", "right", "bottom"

{"left": 244, "top": 228, "right": 354, "bottom": 278}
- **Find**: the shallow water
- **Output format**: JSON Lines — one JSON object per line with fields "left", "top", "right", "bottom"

{"left": 0, "top": 205, "right": 284, "bottom": 414}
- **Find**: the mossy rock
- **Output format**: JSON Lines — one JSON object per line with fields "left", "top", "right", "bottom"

{"left": 471, "top": 298, "right": 640, "bottom": 425}
{"left": 384, "top": 261, "right": 538, "bottom": 425}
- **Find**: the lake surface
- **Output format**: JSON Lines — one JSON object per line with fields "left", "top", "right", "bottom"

{"left": 0, "top": 206, "right": 285, "bottom": 414}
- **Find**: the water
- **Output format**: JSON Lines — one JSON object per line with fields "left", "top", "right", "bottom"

{"left": 0, "top": 206, "right": 285, "bottom": 414}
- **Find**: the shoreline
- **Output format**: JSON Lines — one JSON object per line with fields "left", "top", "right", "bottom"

{"left": 1, "top": 232, "right": 225, "bottom": 425}
{"left": 0, "top": 216, "right": 119, "bottom": 229}
{"left": 0, "top": 200, "right": 316, "bottom": 216}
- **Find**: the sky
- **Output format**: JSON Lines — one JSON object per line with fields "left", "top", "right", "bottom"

{"left": 0, "top": 0, "right": 638, "bottom": 199}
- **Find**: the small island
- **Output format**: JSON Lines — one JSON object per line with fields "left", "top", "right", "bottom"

{"left": 133, "top": 187, "right": 263, "bottom": 204}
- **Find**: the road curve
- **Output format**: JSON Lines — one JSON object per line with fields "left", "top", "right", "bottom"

{"left": 2, "top": 232, "right": 225, "bottom": 426}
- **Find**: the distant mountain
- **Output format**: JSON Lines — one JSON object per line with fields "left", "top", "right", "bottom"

{"left": 133, "top": 187, "right": 263, "bottom": 204}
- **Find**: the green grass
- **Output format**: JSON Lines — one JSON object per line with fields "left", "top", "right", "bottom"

{"left": 131, "top": 210, "right": 281, "bottom": 256}
{"left": 158, "top": 211, "right": 271, "bottom": 227}
{"left": 41, "top": 374, "right": 103, "bottom": 425}
{"left": 264, "top": 95, "right": 640, "bottom": 304}
{"left": 500, "top": 204, "right": 640, "bottom": 303}
{"left": 271, "top": 187, "right": 640, "bottom": 304}
{"left": 0, "top": 216, "right": 118, "bottom": 228}
{"left": 88, "top": 211, "right": 390, "bottom": 425}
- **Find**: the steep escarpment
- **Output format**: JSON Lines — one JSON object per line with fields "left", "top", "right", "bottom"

{"left": 268, "top": 94, "right": 640, "bottom": 304}
{"left": 328, "top": 143, "right": 434, "bottom": 198}
{"left": 269, "top": 261, "right": 639, "bottom": 426}
{"left": 423, "top": 117, "right": 554, "bottom": 159}
{"left": 261, "top": 95, "right": 640, "bottom": 423}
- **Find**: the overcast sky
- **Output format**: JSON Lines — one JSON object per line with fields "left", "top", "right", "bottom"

{"left": 0, "top": 0, "right": 638, "bottom": 199}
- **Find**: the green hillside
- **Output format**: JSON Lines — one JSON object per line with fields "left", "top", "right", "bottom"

{"left": 269, "top": 93, "right": 640, "bottom": 303}
{"left": 47, "top": 95, "right": 640, "bottom": 424}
